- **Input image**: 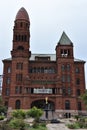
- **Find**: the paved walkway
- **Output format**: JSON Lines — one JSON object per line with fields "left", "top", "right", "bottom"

{"left": 47, "top": 123, "right": 69, "bottom": 130}
{"left": 47, "top": 123, "right": 87, "bottom": 130}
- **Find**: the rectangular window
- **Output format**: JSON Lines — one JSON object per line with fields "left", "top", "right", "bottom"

{"left": 16, "top": 63, "right": 23, "bottom": 70}
{"left": 61, "top": 75, "right": 66, "bottom": 82}
{"left": 65, "top": 100, "right": 70, "bottom": 110}
{"left": 15, "top": 86, "right": 22, "bottom": 94}
{"left": 78, "top": 102, "right": 82, "bottom": 110}
{"left": 76, "top": 78, "right": 80, "bottom": 85}
{"left": 67, "top": 87, "right": 71, "bottom": 95}
{"left": 6, "top": 77, "right": 10, "bottom": 84}
{"left": 77, "top": 89, "right": 81, "bottom": 96}
{"left": 5, "top": 88, "right": 10, "bottom": 96}
{"left": 75, "top": 67, "right": 80, "bottom": 73}
{"left": 25, "top": 87, "right": 30, "bottom": 94}
{"left": 67, "top": 75, "right": 71, "bottom": 82}
{"left": 16, "top": 74, "right": 22, "bottom": 82}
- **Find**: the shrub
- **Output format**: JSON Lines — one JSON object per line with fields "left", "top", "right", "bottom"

{"left": 0, "top": 106, "right": 7, "bottom": 115}
{"left": 9, "top": 118, "right": 26, "bottom": 129}
{"left": 27, "top": 107, "right": 43, "bottom": 119}
{"left": 0, "top": 115, "right": 5, "bottom": 120}
{"left": 67, "top": 123, "right": 80, "bottom": 129}
{"left": 12, "top": 109, "right": 26, "bottom": 119}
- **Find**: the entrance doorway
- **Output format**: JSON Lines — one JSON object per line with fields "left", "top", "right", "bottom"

{"left": 31, "top": 99, "right": 55, "bottom": 111}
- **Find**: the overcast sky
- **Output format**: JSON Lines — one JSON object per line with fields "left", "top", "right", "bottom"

{"left": 0, "top": 0, "right": 87, "bottom": 87}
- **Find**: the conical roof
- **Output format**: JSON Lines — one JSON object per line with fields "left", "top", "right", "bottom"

{"left": 15, "top": 7, "right": 29, "bottom": 21}
{"left": 58, "top": 32, "right": 73, "bottom": 45}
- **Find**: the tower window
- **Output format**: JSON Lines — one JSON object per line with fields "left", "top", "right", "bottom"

{"left": 61, "top": 65, "right": 65, "bottom": 71}
{"left": 16, "top": 63, "right": 23, "bottom": 70}
{"left": 61, "top": 49, "right": 70, "bottom": 57}
{"left": 16, "top": 74, "right": 22, "bottom": 82}
{"left": 67, "top": 64, "right": 70, "bottom": 71}
{"left": 6, "top": 77, "right": 10, "bottom": 84}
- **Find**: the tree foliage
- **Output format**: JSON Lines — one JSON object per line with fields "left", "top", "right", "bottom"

{"left": 12, "top": 109, "right": 26, "bottom": 119}
{"left": 27, "top": 106, "right": 43, "bottom": 120}
{"left": 0, "top": 96, "right": 7, "bottom": 115}
{"left": 81, "top": 90, "right": 87, "bottom": 108}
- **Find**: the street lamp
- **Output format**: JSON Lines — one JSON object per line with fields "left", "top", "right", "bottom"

{"left": 45, "top": 97, "right": 48, "bottom": 119}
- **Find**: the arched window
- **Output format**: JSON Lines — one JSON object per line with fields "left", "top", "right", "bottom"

{"left": 15, "top": 100, "right": 21, "bottom": 109}
{"left": 65, "top": 100, "right": 70, "bottom": 110}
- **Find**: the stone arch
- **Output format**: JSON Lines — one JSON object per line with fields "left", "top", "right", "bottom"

{"left": 31, "top": 99, "right": 55, "bottom": 110}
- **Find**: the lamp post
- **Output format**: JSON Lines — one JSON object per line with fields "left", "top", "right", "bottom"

{"left": 45, "top": 97, "right": 48, "bottom": 119}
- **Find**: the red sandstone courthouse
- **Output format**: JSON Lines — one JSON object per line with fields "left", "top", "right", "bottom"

{"left": 2, "top": 7, "right": 86, "bottom": 117}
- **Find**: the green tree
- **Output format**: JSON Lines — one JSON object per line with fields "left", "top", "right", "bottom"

{"left": 27, "top": 107, "right": 43, "bottom": 122}
{"left": 0, "top": 96, "right": 7, "bottom": 115}
{"left": 12, "top": 109, "right": 26, "bottom": 119}
{"left": 81, "top": 90, "right": 87, "bottom": 108}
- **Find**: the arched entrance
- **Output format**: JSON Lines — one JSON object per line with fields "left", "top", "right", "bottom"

{"left": 31, "top": 99, "right": 55, "bottom": 111}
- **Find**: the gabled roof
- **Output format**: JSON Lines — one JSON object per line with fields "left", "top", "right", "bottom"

{"left": 58, "top": 32, "right": 73, "bottom": 45}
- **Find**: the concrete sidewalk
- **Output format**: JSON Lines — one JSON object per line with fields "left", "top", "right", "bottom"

{"left": 47, "top": 123, "right": 87, "bottom": 130}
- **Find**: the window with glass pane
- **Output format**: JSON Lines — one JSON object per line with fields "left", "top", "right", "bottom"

{"left": 16, "top": 74, "right": 22, "bottom": 82}
{"left": 7, "top": 67, "right": 11, "bottom": 73}
{"left": 16, "top": 63, "right": 23, "bottom": 70}
{"left": 15, "top": 100, "right": 21, "bottom": 109}
{"left": 65, "top": 100, "right": 70, "bottom": 110}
